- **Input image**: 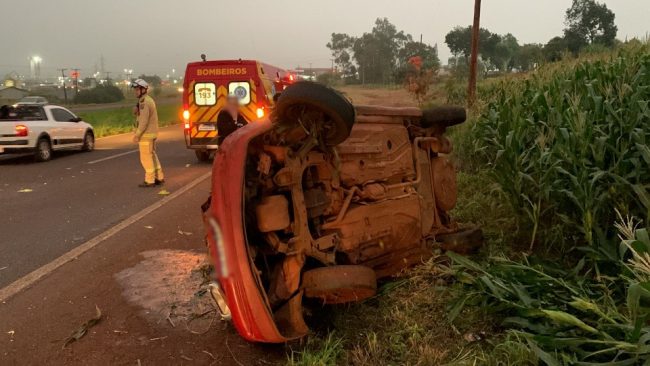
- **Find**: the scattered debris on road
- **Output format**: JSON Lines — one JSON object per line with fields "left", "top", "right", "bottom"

{"left": 144, "top": 225, "right": 153, "bottom": 229}
{"left": 62, "top": 305, "right": 102, "bottom": 348}
{"left": 17, "top": 188, "right": 32, "bottom": 193}
{"left": 177, "top": 230, "right": 193, "bottom": 236}
{"left": 158, "top": 189, "right": 171, "bottom": 196}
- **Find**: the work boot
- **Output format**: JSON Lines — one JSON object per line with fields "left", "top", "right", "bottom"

{"left": 155, "top": 179, "right": 165, "bottom": 185}
{"left": 138, "top": 182, "right": 156, "bottom": 188}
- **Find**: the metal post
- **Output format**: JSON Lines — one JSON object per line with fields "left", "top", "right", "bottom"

{"left": 468, "top": 0, "right": 481, "bottom": 107}
{"left": 58, "top": 68, "right": 68, "bottom": 104}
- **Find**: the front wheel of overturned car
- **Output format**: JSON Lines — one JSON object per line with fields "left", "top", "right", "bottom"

{"left": 34, "top": 137, "right": 52, "bottom": 162}
{"left": 274, "top": 81, "right": 355, "bottom": 146}
{"left": 195, "top": 149, "right": 211, "bottom": 163}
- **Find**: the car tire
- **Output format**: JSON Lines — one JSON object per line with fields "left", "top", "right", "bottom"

{"left": 34, "top": 137, "right": 52, "bottom": 162}
{"left": 302, "top": 265, "right": 377, "bottom": 304}
{"left": 274, "top": 81, "right": 355, "bottom": 146}
{"left": 420, "top": 106, "right": 466, "bottom": 128}
{"left": 82, "top": 131, "right": 95, "bottom": 152}
{"left": 195, "top": 149, "right": 211, "bottom": 162}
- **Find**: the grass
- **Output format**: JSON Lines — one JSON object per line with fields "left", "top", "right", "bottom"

{"left": 77, "top": 104, "right": 180, "bottom": 138}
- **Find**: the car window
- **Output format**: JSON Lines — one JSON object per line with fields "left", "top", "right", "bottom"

{"left": 13, "top": 106, "right": 46, "bottom": 121}
{"left": 51, "top": 108, "right": 76, "bottom": 122}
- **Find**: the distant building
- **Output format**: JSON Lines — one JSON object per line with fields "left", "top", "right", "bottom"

{"left": 0, "top": 86, "right": 29, "bottom": 105}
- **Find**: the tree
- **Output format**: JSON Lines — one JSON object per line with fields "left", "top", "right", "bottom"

{"left": 353, "top": 18, "right": 409, "bottom": 84}
{"left": 543, "top": 36, "right": 569, "bottom": 62}
{"left": 513, "top": 43, "right": 544, "bottom": 71}
{"left": 564, "top": 0, "right": 617, "bottom": 53}
{"left": 326, "top": 33, "right": 355, "bottom": 77}
{"left": 444, "top": 26, "right": 507, "bottom": 72}
{"left": 491, "top": 33, "right": 520, "bottom": 72}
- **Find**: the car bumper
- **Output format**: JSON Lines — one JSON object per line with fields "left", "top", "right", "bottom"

{"left": 203, "top": 117, "right": 289, "bottom": 343}
{"left": 0, "top": 140, "right": 32, "bottom": 153}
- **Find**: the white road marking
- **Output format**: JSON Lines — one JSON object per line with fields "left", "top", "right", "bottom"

{"left": 87, "top": 149, "right": 138, "bottom": 164}
{"left": 0, "top": 171, "right": 212, "bottom": 303}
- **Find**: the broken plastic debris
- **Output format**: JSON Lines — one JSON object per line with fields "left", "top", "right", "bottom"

{"left": 178, "top": 230, "right": 193, "bottom": 236}
{"left": 158, "top": 189, "right": 171, "bottom": 196}
{"left": 17, "top": 188, "right": 33, "bottom": 193}
{"left": 144, "top": 226, "right": 153, "bottom": 229}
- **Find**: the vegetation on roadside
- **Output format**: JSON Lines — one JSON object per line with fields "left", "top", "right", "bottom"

{"left": 289, "top": 37, "right": 650, "bottom": 366}
{"left": 74, "top": 84, "right": 125, "bottom": 104}
{"left": 78, "top": 104, "right": 179, "bottom": 137}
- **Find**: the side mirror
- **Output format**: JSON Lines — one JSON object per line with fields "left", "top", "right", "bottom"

{"left": 70, "top": 117, "right": 82, "bottom": 122}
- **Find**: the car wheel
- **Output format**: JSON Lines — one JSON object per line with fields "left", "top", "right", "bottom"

{"left": 302, "top": 265, "right": 377, "bottom": 304}
{"left": 274, "top": 81, "right": 355, "bottom": 146}
{"left": 82, "top": 131, "right": 95, "bottom": 152}
{"left": 195, "top": 149, "right": 211, "bottom": 162}
{"left": 34, "top": 138, "right": 52, "bottom": 162}
{"left": 420, "top": 106, "right": 467, "bottom": 128}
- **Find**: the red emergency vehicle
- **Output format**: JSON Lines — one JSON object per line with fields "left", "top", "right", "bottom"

{"left": 182, "top": 58, "right": 295, "bottom": 161}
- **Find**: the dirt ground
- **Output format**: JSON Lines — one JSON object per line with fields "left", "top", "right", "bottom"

{"left": 337, "top": 85, "right": 417, "bottom": 107}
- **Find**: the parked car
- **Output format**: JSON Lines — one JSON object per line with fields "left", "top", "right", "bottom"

{"left": 0, "top": 104, "right": 95, "bottom": 161}
{"left": 202, "top": 82, "right": 482, "bottom": 342}
{"left": 14, "top": 96, "right": 49, "bottom": 106}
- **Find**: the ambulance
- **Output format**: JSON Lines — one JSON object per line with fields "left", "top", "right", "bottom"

{"left": 182, "top": 58, "right": 295, "bottom": 161}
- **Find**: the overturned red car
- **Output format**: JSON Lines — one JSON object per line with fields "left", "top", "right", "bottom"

{"left": 202, "top": 82, "right": 482, "bottom": 343}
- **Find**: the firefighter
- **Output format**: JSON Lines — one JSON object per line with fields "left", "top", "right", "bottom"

{"left": 216, "top": 94, "right": 247, "bottom": 145}
{"left": 131, "top": 79, "right": 164, "bottom": 188}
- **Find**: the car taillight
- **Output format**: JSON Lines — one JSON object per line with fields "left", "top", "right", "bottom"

{"left": 183, "top": 110, "right": 190, "bottom": 129}
{"left": 15, "top": 125, "right": 28, "bottom": 137}
{"left": 256, "top": 107, "right": 265, "bottom": 119}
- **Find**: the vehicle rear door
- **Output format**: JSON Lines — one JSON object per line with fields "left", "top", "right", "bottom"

{"left": 49, "top": 107, "right": 84, "bottom": 147}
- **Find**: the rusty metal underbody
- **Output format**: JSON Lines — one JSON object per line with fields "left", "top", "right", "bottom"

{"left": 244, "top": 104, "right": 481, "bottom": 338}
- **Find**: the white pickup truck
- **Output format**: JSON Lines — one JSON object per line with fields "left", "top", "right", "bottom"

{"left": 0, "top": 104, "right": 95, "bottom": 162}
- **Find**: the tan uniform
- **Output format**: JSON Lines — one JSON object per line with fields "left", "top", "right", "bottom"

{"left": 135, "top": 94, "right": 164, "bottom": 184}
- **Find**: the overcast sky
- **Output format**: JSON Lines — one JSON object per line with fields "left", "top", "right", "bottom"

{"left": 1, "top": 0, "right": 648, "bottom": 79}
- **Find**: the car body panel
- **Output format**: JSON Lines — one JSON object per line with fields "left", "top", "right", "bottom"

{"left": 205, "top": 117, "right": 287, "bottom": 343}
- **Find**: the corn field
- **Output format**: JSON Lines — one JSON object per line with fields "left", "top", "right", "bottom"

{"left": 472, "top": 44, "right": 650, "bottom": 254}
{"left": 449, "top": 43, "right": 650, "bottom": 364}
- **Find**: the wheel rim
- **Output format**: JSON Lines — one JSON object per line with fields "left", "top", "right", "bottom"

{"left": 39, "top": 141, "right": 51, "bottom": 160}
{"left": 86, "top": 134, "right": 94, "bottom": 150}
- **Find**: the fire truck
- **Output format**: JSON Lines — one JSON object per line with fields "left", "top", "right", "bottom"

{"left": 182, "top": 58, "right": 295, "bottom": 161}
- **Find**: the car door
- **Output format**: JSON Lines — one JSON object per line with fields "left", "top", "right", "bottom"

{"left": 50, "top": 108, "right": 83, "bottom": 148}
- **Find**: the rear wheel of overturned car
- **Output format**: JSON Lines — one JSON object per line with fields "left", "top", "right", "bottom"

{"left": 195, "top": 149, "right": 211, "bottom": 162}
{"left": 34, "top": 137, "right": 52, "bottom": 162}
{"left": 274, "top": 81, "right": 355, "bottom": 146}
{"left": 302, "top": 265, "right": 377, "bottom": 304}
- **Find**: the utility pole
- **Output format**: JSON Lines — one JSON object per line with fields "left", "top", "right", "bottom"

{"left": 468, "top": 0, "right": 482, "bottom": 107}
{"left": 72, "top": 68, "right": 80, "bottom": 99}
{"left": 58, "top": 68, "right": 68, "bottom": 104}
{"left": 105, "top": 71, "right": 111, "bottom": 84}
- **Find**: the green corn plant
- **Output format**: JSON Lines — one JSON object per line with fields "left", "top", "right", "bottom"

{"left": 468, "top": 43, "right": 650, "bottom": 257}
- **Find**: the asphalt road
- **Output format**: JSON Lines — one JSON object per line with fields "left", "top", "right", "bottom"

{"left": 0, "top": 125, "right": 212, "bottom": 288}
